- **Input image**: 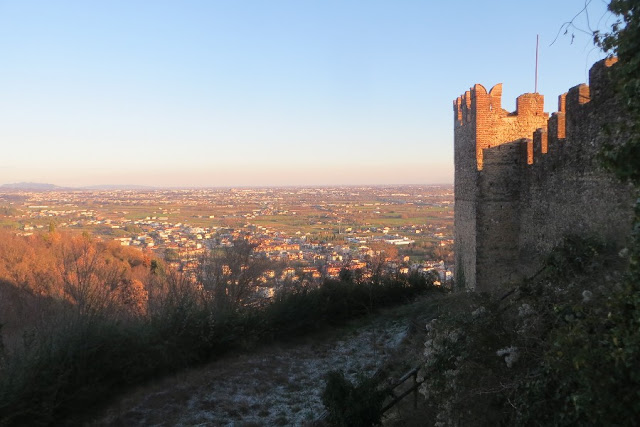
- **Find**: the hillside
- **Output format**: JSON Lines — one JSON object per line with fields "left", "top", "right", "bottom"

{"left": 82, "top": 237, "right": 632, "bottom": 427}
{"left": 0, "top": 229, "right": 437, "bottom": 426}
{"left": 0, "top": 182, "right": 61, "bottom": 191}
{"left": 88, "top": 300, "right": 436, "bottom": 426}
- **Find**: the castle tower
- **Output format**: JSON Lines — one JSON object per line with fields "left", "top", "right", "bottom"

{"left": 454, "top": 85, "right": 547, "bottom": 291}
{"left": 454, "top": 58, "right": 633, "bottom": 293}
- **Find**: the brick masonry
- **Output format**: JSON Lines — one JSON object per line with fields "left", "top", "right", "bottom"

{"left": 454, "top": 58, "right": 636, "bottom": 292}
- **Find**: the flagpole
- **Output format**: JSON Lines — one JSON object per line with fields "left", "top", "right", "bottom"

{"left": 535, "top": 34, "right": 539, "bottom": 93}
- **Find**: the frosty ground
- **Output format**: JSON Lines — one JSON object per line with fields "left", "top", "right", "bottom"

{"left": 90, "top": 312, "right": 414, "bottom": 426}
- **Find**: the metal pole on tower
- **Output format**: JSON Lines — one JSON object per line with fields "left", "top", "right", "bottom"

{"left": 535, "top": 34, "right": 539, "bottom": 93}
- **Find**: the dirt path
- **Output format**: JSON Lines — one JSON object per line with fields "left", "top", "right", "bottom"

{"left": 90, "top": 317, "right": 409, "bottom": 426}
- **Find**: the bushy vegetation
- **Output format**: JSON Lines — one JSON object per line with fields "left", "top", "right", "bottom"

{"left": 597, "top": 0, "right": 640, "bottom": 185}
{"left": 0, "top": 233, "right": 436, "bottom": 426}
{"left": 322, "top": 370, "right": 389, "bottom": 427}
{"left": 418, "top": 3, "right": 640, "bottom": 424}
{"left": 418, "top": 236, "right": 632, "bottom": 425}
{"left": 264, "top": 272, "right": 435, "bottom": 340}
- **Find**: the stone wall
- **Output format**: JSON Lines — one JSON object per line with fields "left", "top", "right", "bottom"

{"left": 454, "top": 58, "right": 636, "bottom": 292}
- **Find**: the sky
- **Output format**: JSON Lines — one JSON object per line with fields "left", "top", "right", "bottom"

{"left": 0, "top": 0, "right": 614, "bottom": 188}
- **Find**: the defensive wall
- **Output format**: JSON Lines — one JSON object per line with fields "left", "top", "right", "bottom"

{"left": 454, "top": 58, "right": 636, "bottom": 292}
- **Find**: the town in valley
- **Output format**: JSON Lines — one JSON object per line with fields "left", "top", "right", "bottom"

{"left": 0, "top": 184, "right": 454, "bottom": 293}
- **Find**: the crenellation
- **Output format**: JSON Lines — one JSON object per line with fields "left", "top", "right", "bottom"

{"left": 454, "top": 57, "right": 635, "bottom": 292}
{"left": 464, "top": 90, "right": 472, "bottom": 123}
{"left": 558, "top": 93, "right": 567, "bottom": 112}
{"left": 589, "top": 57, "right": 618, "bottom": 102}
{"left": 533, "top": 128, "right": 547, "bottom": 157}
{"left": 525, "top": 138, "right": 534, "bottom": 165}
{"left": 548, "top": 111, "right": 566, "bottom": 141}
{"left": 515, "top": 93, "right": 545, "bottom": 116}
{"left": 454, "top": 98, "right": 462, "bottom": 123}
{"left": 565, "top": 84, "right": 591, "bottom": 142}
{"left": 489, "top": 83, "right": 502, "bottom": 111}
{"left": 566, "top": 83, "right": 591, "bottom": 108}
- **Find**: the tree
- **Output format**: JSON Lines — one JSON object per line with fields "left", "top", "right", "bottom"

{"left": 197, "top": 238, "right": 271, "bottom": 310}
{"left": 596, "top": 0, "right": 640, "bottom": 185}
{"left": 163, "top": 248, "right": 181, "bottom": 263}
{"left": 366, "top": 241, "right": 398, "bottom": 285}
{"left": 57, "top": 234, "right": 119, "bottom": 314}
{"left": 115, "top": 278, "right": 148, "bottom": 316}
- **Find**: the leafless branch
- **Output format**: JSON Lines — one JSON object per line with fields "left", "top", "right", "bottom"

{"left": 551, "top": 0, "right": 616, "bottom": 48}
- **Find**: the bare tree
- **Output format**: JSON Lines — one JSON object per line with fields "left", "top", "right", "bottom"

{"left": 197, "top": 239, "right": 271, "bottom": 310}
{"left": 57, "top": 234, "right": 121, "bottom": 315}
{"left": 114, "top": 278, "right": 148, "bottom": 317}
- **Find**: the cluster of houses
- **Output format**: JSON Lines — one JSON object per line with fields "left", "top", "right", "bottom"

{"left": 6, "top": 187, "right": 455, "bottom": 294}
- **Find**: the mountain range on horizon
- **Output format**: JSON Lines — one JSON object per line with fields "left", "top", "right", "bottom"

{"left": 0, "top": 182, "right": 157, "bottom": 191}
{"left": 0, "top": 182, "right": 453, "bottom": 191}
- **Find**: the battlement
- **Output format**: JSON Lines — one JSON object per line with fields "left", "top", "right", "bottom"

{"left": 454, "top": 83, "right": 504, "bottom": 126}
{"left": 454, "top": 81, "right": 548, "bottom": 171}
{"left": 527, "top": 57, "right": 617, "bottom": 169}
{"left": 454, "top": 58, "right": 620, "bottom": 172}
{"left": 454, "top": 85, "right": 546, "bottom": 129}
{"left": 454, "top": 57, "right": 634, "bottom": 292}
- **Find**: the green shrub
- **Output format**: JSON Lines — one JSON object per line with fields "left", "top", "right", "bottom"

{"left": 322, "top": 370, "right": 388, "bottom": 427}
{"left": 0, "top": 271, "right": 435, "bottom": 426}
{"left": 259, "top": 273, "right": 436, "bottom": 342}
{"left": 418, "top": 236, "right": 639, "bottom": 426}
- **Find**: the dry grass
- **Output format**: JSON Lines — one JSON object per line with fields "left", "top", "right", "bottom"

{"left": 90, "top": 311, "right": 413, "bottom": 426}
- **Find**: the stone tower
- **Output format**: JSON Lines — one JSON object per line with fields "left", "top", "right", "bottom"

{"left": 454, "top": 85, "right": 548, "bottom": 291}
{"left": 453, "top": 58, "right": 634, "bottom": 292}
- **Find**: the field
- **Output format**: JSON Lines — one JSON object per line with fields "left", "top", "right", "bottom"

{"left": 0, "top": 185, "right": 454, "bottom": 264}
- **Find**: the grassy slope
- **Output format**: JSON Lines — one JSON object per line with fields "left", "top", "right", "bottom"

{"left": 88, "top": 296, "right": 443, "bottom": 426}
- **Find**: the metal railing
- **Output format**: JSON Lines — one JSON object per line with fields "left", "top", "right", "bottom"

{"left": 311, "top": 365, "right": 424, "bottom": 425}
{"left": 381, "top": 365, "right": 423, "bottom": 414}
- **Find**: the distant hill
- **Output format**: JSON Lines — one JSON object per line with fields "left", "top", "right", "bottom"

{"left": 79, "top": 185, "right": 157, "bottom": 190}
{"left": 0, "top": 183, "right": 158, "bottom": 191}
{"left": 0, "top": 182, "right": 61, "bottom": 191}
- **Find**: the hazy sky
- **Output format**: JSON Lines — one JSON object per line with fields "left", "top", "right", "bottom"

{"left": 0, "top": 0, "right": 612, "bottom": 187}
